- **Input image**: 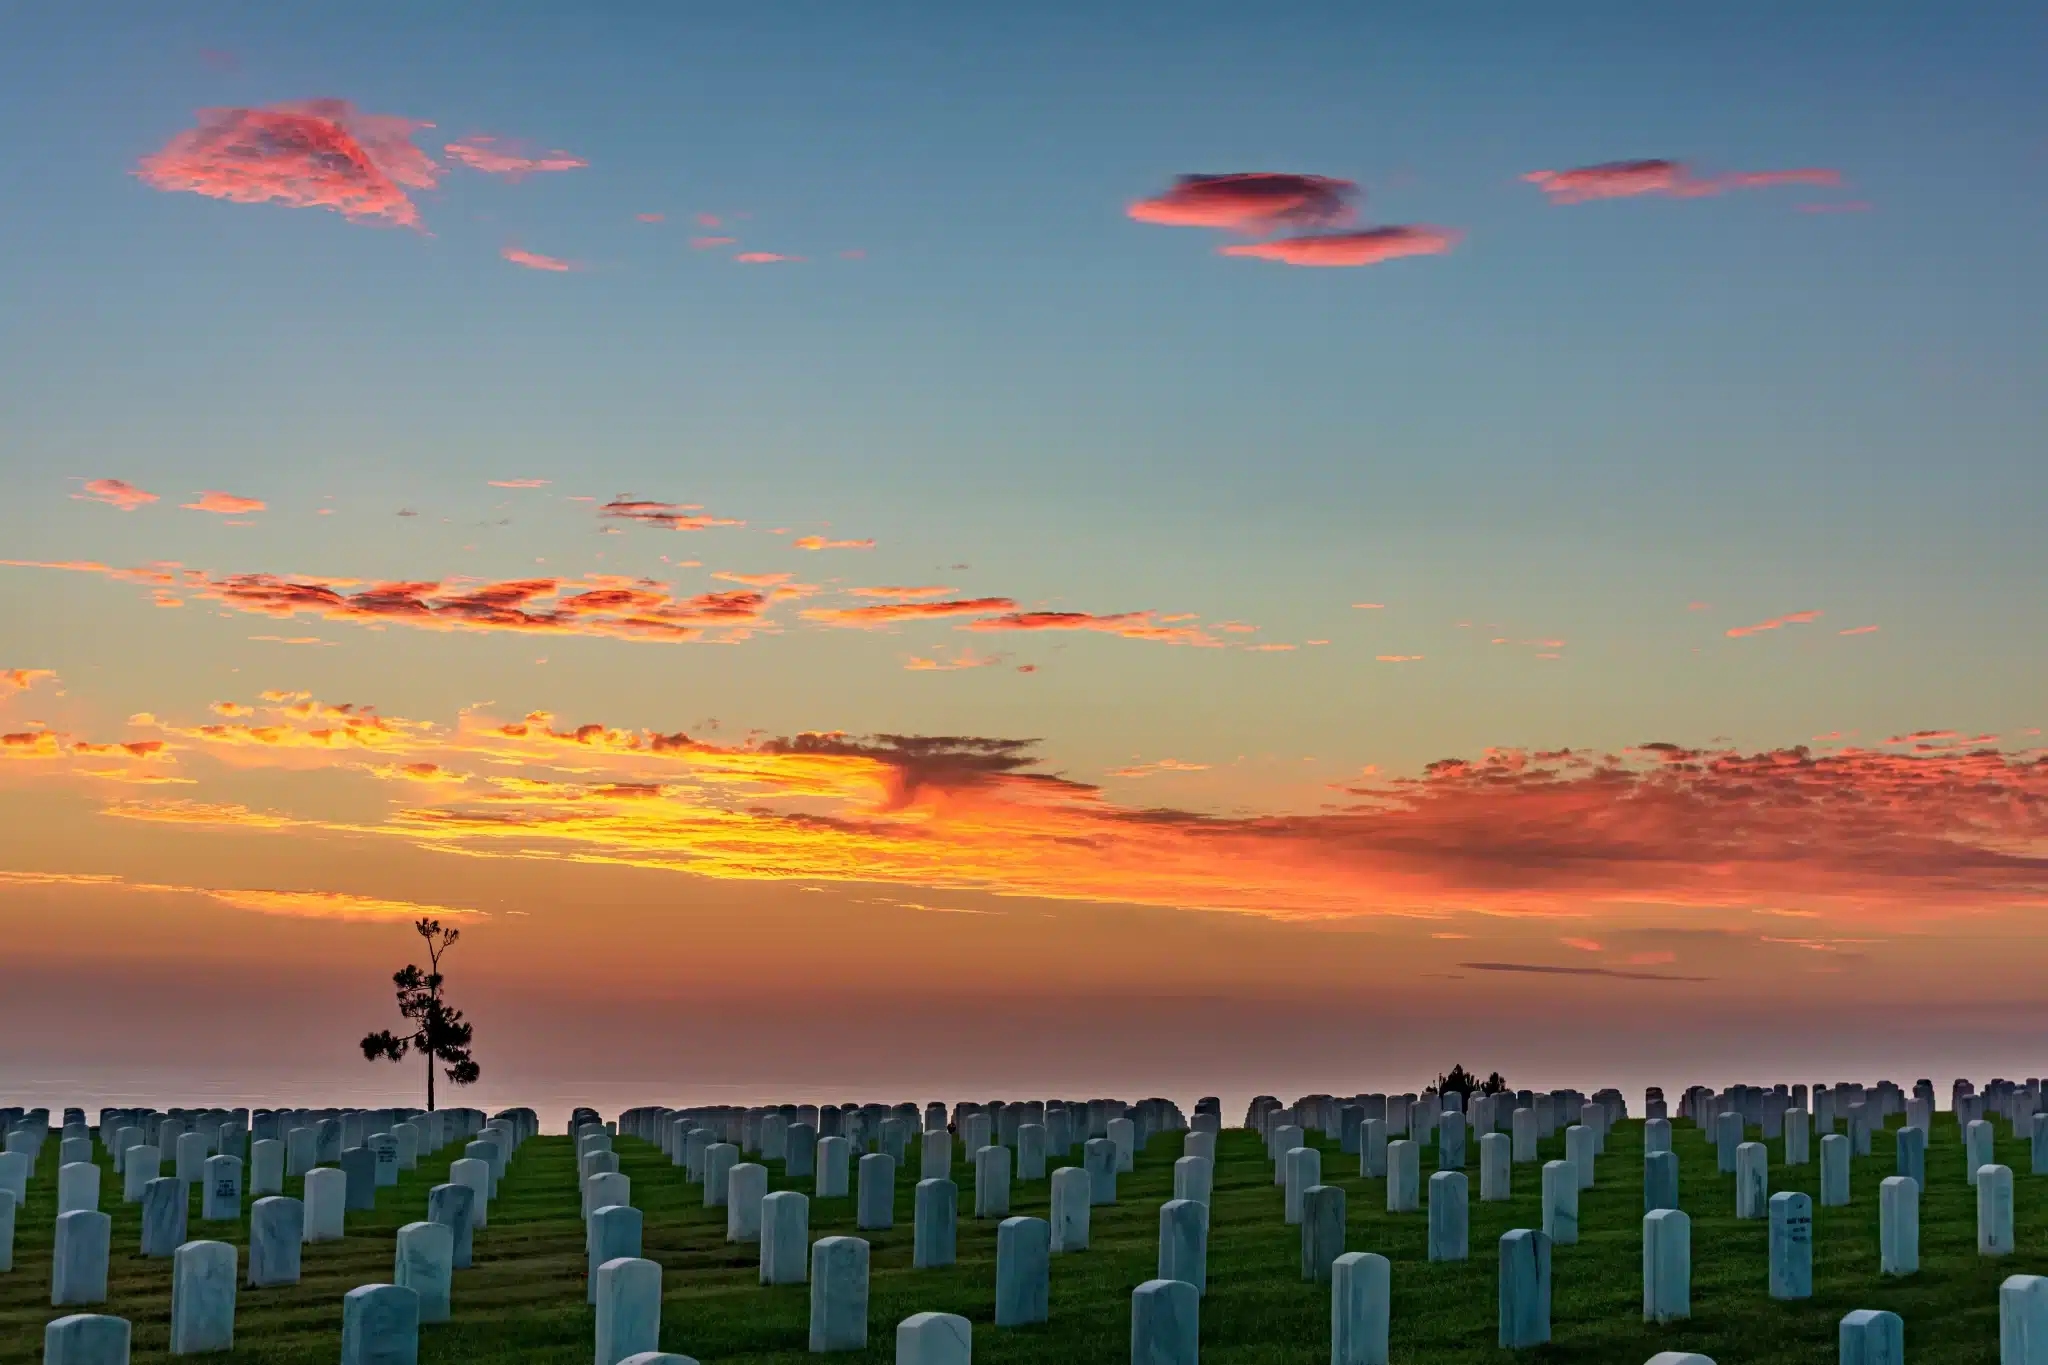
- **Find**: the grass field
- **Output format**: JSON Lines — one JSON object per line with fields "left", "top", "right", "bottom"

{"left": 2, "top": 1109, "right": 2043, "bottom": 1364}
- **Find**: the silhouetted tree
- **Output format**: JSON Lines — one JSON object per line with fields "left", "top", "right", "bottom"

{"left": 1436, "top": 1064, "right": 1509, "bottom": 1101}
{"left": 360, "top": 918, "right": 479, "bottom": 1111}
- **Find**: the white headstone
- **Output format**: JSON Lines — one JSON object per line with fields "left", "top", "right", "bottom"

{"left": 1838, "top": 1309, "right": 1903, "bottom": 1365}
{"left": 1331, "top": 1251, "right": 1390, "bottom": 1365}
{"left": 1542, "top": 1160, "right": 1578, "bottom": 1245}
{"left": 761, "top": 1191, "right": 810, "bottom": 1285}
{"left": 171, "top": 1239, "right": 238, "bottom": 1353}
{"left": 1050, "top": 1167, "right": 1090, "bottom": 1252}
{"left": 53, "top": 1210, "right": 113, "bottom": 1306}
{"left": 809, "top": 1235, "right": 870, "bottom": 1352}
{"left": 1769, "top": 1192, "right": 1814, "bottom": 1299}
{"left": 394, "top": 1220, "right": 453, "bottom": 1324}
{"left": 1497, "top": 1229, "right": 1551, "bottom": 1349}
{"left": 995, "top": 1216, "right": 1051, "bottom": 1325}
{"left": 1131, "top": 1278, "right": 1198, "bottom": 1365}
{"left": 1642, "top": 1209, "right": 1691, "bottom": 1322}
{"left": 247, "top": 1197, "right": 303, "bottom": 1286}
{"left": 896, "top": 1312, "right": 970, "bottom": 1365}
{"left": 1980, "top": 1164, "right": 2016, "bottom": 1256}
{"left": 595, "top": 1258, "right": 661, "bottom": 1365}
{"left": 1386, "top": 1140, "right": 1420, "bottom": 1213}
{"left": 913, "top": 1177, "right": 957, "bottom": 1267}
{"left": 1879, "top": 1176, "right": 1919, "bottom": 1276}
{"left": 44, "top": 1314, "right": 130, "bottom": 1365}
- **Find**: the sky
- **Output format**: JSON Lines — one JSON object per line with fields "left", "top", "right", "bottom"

{"left": 2, "top": 3, "right": 2045, "bottom": 1125}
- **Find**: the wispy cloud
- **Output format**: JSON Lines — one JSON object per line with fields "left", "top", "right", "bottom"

{"left": 904, "top": 650, "right": 1005, "bottom": 672}
{"left": 488, "top": 478, "right": 550, "bottom": 489}
{"left": 803, "top": 597, "right": 1018, "bottom": 629}
{"left": 1460, "top": 961, "right": 1711, "bottom": 982}
{"left": 961, "top": 610, "right": 1221, "bottom": 646}
{"left": 442, "top": 135, "right": 586, "bottom": 178}
{"left": 502, "top": 247, "right": 576, "bottom": 272}
{"left": 136, "top": 100, "right": 440, "bottom": 228}
{"left": 0, "top": 868, "right": 478, "bottom": 921}
{"left": 598, "top": 497, "right": 743, "bottom": 531}
{"left": 689, "top": 236, "right": 738, "bottom": 249}
{"left": 1726, "top": 609, "right": 1823, "bottom": 638}
{"left": 848, "top": 586, "right": 958, "bottom": 600}
{"left": 181, "top": 490, "right": 266, "bottom": 515}
{"left": 1523, "top": 159, "right": 1844, "bottom": 205}
{"left": 794, "top": 536, "right": 875, "bottom": 551}
{"left": 1128, "top": 173, "right": 1357, "bottom": 231}
{"left": 75, "top": 479, "right": 158, "bottom": 511}
{"left": 1219, "top": 226, "right": 1460, "bottom": 268}
{"left": 1839, "top": 625, "right": 1880, "bottom": 636}
{"left": 735, "top": 252, "right": 800, "bottom": 263}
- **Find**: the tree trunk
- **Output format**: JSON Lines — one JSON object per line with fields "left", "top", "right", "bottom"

{"left": 426, "top": 1043, "right": 436, "bottom": 1112}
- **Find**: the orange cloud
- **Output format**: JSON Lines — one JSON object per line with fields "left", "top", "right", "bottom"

{"left": 1560, "top": 937, "right": 1604, "bottom": 952}
{"left": 182, "top": 490, "right": 266, "bottom": 515}
{"left": 1523, "top": 159, "right": 1844, "bottom": 205}
{"left": 1128, "top": 173, "right": 1357, "bottom": 231}
{"left": 442, "top": 136, "right": 586, "bottom": 177}
{"left": 803, "top": 597, "right": 1018, "bottom": 629}
{"left": 794, "top": 536, "right": 875, "bottom": 551}
{"left": 75, "top": 479, "right": 158, "bottom": 511}
{"left": 848, "top": 586, "right": 957, "bottom": 600}
{"left": 1839, "top": 625, "right": 1880, "bottom": 636}
{"left": 135, "top": 100, "right": 439, "bottom": 228}
{"left": 735, "top": 252, "right": 800, "bottom": 263}
{"left": 904, "top": 650, "right": 1004, "bottom": 672}
{"left": 713, "top": 571, "right": 794, "bottom": 587}
{"left": 0, "top": 869, "right": 475, "bottom": 921}
{"left": 1352, "top": 603, "right": 1385, "bottom": 610}
{"left": 1108, "top": 758, "right": 1211, "bottom": 778}
{"left": 1726, "top": 610, "right": 1823, "bottom": 638}
{"left": 6, "top": 558, "right": 773, "bottom": 644}
{"left": 502, "top": 247, "right": 575, "bottom": 272}
{"left": 1376, "top": 655, "right": 1424, "bottom": 663}
{"left": 1218, "top": 226, "right": 1460, "bottom": 268}
{"left": 960, "top": 611, "right": 1221, "bottom": 646}
{"left": 60, "top": 694, "right": 2046, "bottom": 925}
{"left": 489, "top": 478, "right": 550, "bottom": 489}
{"left": 599, "top": 497, "right": 743, "bottom": 531}
{"left": 1, "top": 669, "right": 57, "bottom": 695}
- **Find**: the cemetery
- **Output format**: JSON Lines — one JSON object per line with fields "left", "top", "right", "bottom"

{"left": 2, "top": 1083, "right": 2046, "bottom": 1364}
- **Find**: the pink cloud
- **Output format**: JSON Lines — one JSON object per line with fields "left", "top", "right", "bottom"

{"left": 961, "top": 610, "right": 1221, "bottom": 647}
{"left": 598, "top": 497, "right": 743, "bottom": 532}
{"left": 75, "top": 479, "right": 158, "bottom": 511}
{"left": 1560, "top": 936, "right": 1604, "bottom": 952}
{"left": 1128, "top": 173, "right": 1357, "bottom": 231}
{"left": 1218, "top": 226, "right": 1461, "bottom": 268}
{"left": 1726, "top": 609, "right": 1823, "bottom": 639}
{"left": 636, "top": 213, "right": 665, "bottom": 223}
{"left": 442, "top": 136, "right": 587, "bottom": 178}
{"left": 182, "top": 491, "right": 266, "bottom": 515}
{"left": 697, "top": 213, "right": 723, "bottom": 228}
{"left": 502, "top": 247, "right": 576, "bottom": 272}
{"left": 689, "top": 235, "right": 738, "bottom": 249}
{"left": 1839, "top": 625, "right": 1880, "bottom": 636}
{"left": 136, "top": 100, "right": 440, "bottom": 228}
{"left": 735, "top": 252, "right": 802, "bottom": 264}
{"left": 1523, "top": 159, "right": 1845, "bottom": 205}
{"left": 804, "top": 597, "right": 1019, "bottom": 629}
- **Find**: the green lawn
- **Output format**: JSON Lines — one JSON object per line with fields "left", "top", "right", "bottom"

{"left": 2, "top": 1110, "right": 2043, "bottom": 1363}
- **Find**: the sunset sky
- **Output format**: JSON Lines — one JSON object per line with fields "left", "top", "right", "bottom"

{"left": 3, "top": 4, "right": 2045, "bottom": 1122}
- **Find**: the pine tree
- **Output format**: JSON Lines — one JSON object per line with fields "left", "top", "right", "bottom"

{"left": 360, "top": 917, "right": 479, "bottom": 1111}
